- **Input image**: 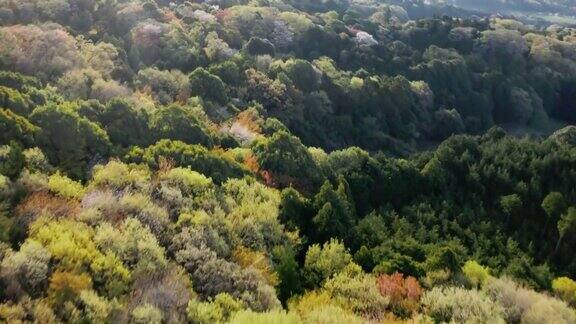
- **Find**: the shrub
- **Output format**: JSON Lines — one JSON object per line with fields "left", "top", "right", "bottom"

{"left": 421, "top": 286, "right": 505, "bottom": 323}
{"left": 0, "top": 108, "right": 38, "bottom": 146}
{"left": 187, "top": 293, "right": 244, "bottom": 324}
{"left": 131, "top": 303, "right": 163, "bottom": 324}
{"left": 23, "top": 148, "right": 53, "bottom": 173}
{"left": 303, "top": 305, "right": 365, "bottom": 324}
{"left": 522, "top": 297, "right": 576, "bottom": 324}
{"left": 47, "top": 271, "right": 92, "bottom": 309}
{"left": 230, "top": 310, "right": 300, "bottom": 324}
{"left": 462, "top": 260, "right": 491, "bottom": 288}
{"left": 304, "top": 239, "right": 352, "bottom": 285}
{"left": 94, "top": 218, "right": 167, "bottom": 275}
{"left": 17, "top": 170, "right": 49, "bottom": 193}
{"left": 118, "top": 193, "right": 171, "bottom": 244}
{"left": 171, "top": 240, "right": 280, "bottom": 311}
{"left": 48, "top": 172, "right": 85, "bottom": 200}
{"left": 14, "top": 192, "right": 80, "bottom": 241}
{"left": 552, "top": 277, "right": 576, "bottom": 306}
{"left": 483, "top": 277, "right": 539, "bottom": 323}
{"left": 29, "top": 217, "right": 130, "bottom": 297}
{"left": 0, "top": 239, "right": 51, "bottom": 297}
{"left": 160, "top": 167, "right": 213, "bottom": 197}
{"left": 376, "top": 272, "right": 422, "bottom": 318}
{"left": 0, "top": 142, "right": 24, "bottom": 179}
{"left": 324, "top": 263, "right": 388, "bottom": 318}
{"left": 290, "top": 290, "right": 335, "bottom": 316}
{"left": 233, "top": 246, "right": 279, "bottom": 286}
{"left": 128, "top": 265, "right": 191, "bottom": 323}
{"left": 78, "top": 290, "right": 114, "bottom": 323}
{"left": 91, "top": 161, "right": 151, "bottom": 191}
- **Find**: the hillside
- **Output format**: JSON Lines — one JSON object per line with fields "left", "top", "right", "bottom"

{"left": 1, "top": 0, "right": 576, "bottom": 323}
{"left": 435, "top": 0, "right": 576, "bottom": 25}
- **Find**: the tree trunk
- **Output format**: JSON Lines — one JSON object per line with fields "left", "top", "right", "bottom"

{"left": 551, "top": 235, "right": 564, "bottom": 260}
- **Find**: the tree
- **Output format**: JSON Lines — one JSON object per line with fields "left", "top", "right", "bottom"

{"left": 0, "top": 86, "right": 33, "bottom": 116}
{"left": 275, "top": 59, "right": 319, "bottom": 92}
{"left": 312, "top": 177, "right": 356, "bottom": 241}
{"left": 500, "top": 194, "right": 522, "bottom": 226}
{"left": 246, "top": 37, "right": 275, "bottom": 56}
{"left": 272, "top": 245, "right": 302, "bottom": 304}
{"left": 149, "top": 104, "right": 213, "bottom": 147}
{"left": 252, "top": 131, "right": 323, "bottom": 191}
{"left": 189, "top": 68, "right": 228, "bottom": 105}
{"left": 0, "top": 141, "right": 24, "bottom": 179}
{"left": 304, "top": 239, "right": 352, "bottom": 286}
{"left": 30, "top": 103, "right": 110, "bottom": 179}
{"left": 131, "top": 140, "right": 246, "bottom": 184}
{"left": 100, "top": 99, "right": 150, "bottom": 147}
{"left": 554, "top": 207, "right": 576, "bottom": 256}
{"left": 0, "top": 109, "right": 38, "bottom": 146}
{"left": 0, "top": 24, "right": 83, "bottom": 81}
{"left": 244, "top": 69, "right": 288, "bottom": 110}
{"left": 278, "top": 187, "right": 314, "bottom": 234}
{"left": 542, "top": 192, "right": 566, "bottom": 232}
{"left": 135, "top": 68, "right": 189, "bottom": 104}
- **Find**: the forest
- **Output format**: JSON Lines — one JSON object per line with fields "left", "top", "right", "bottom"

{"left": 1, "top": 0, "right": 576, "bottom": 323}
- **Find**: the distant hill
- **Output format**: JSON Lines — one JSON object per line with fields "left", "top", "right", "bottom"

{"left": 441, "top": 0, "right": 576, "bottom": 16}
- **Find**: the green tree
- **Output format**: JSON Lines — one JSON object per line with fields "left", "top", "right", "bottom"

{"left": 277, "top": 59, "right": 319, "bottom": 92}
{"left": 245, "top": 37, "right": 275, "bottom": 56}
{"left": 304, "top": 239, "right": 352, "bottom": 286}
{"left": 189, "top": 68, "right": 228, "bottom": 104}
{"left": 278, "top": 187, "right": 314, "bottom": 234}
{"left": 149, "top": 104, "right": 213, "bottom": 147}
{"left": 312, "top": 177, "right": 356, "bottom": 242}
{"left": 0, "top": 141, "right": 24, "bottom": 179}
{"left": 554, "top": 207, "right": 576, "bottom": 257}
{"left": 30, "top": 103, "right": 110, "bottom": 179}
{"left": 252, "top": 131, "right": 323, "bottom": 191}
{"left": 542, "top": 192, "right": 566, "bottom": 232}
{"left": 272, "top": 245, "right": 302, "bottom": 304}
{"left": 130, "top": 140, "right": 246, "bottom": 184}
{"left": 0, "top": 109, "right": 38, "bottom": 146}
{"left": 500, "top": 194, "right": 522, "bottom": 226}
{"left": 100, "top": 99, "right": 150, "bottom": 147}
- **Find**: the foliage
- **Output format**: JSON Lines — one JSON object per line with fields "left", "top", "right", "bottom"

{"left": 189, "top": 68, "right": 228, "bottom": 105}
{"left": 187, "top": 293, "right": 244, "bottom": 324}
{"left": 421, "top": 286, "right": 505, "bottom": 323}
{"left": 1, "top": 1, "right": 576, "bottom": 322}
{"left": 462, "top": 260, "right": 491, "bottom": 288}
{"left": 304, "top": 239, "right": 352, "bottom": 286}
{"left": 376, "top": 272, "right": 422, "bottom": 318}
{"left": 552, "top": 277, "right": 576, "bottom": 306}
{"left": 48, "top": 172, "right": 85, "bottom": 200}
